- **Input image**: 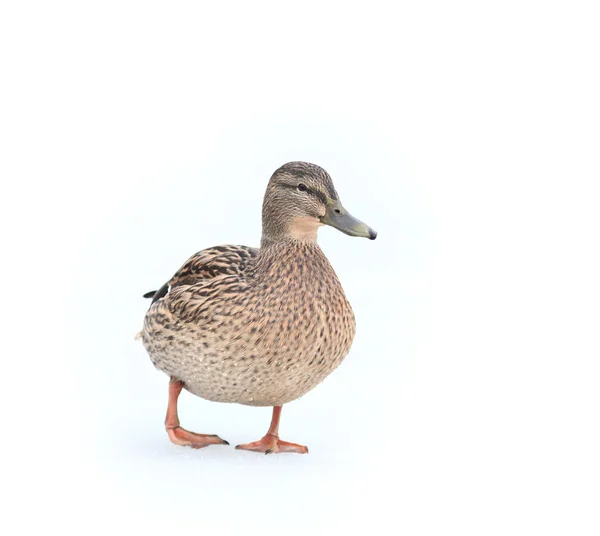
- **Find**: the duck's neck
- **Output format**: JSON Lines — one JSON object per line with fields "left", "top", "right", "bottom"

{"left": 254, "top": 236, "right": 328, "bottom": 279}
{"left": 259, "top": 236, "right": 321, "bottom": 258}
{"left": 260, "top": 234, "right": 317, "bottom": 249}
{"left": 261, "top": 215, "right": 324, "bottom": 244}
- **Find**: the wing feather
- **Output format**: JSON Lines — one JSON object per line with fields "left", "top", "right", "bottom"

{"left": 143, "top": 245, "right": 258, "bottom": 304}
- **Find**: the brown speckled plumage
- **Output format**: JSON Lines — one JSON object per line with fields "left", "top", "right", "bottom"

{"left": 141, "top": 162, "right": 376, "bottom": 450}
{"left": 143, "top": 240, "right": 354, "bottom": 406}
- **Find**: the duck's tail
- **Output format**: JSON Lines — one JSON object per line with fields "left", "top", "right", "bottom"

{"left": 143, "top": 282, "right": 169, "bottom": 304}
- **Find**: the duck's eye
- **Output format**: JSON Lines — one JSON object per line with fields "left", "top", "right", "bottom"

{"left": 297, "top": 183, "right": 308, "bottom": 192}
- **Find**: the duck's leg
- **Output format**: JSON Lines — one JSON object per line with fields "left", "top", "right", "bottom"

{"left": 235, "top": 406, "right": 308, "bottom": 454}
{"left": 165, "top": 378, "right": 229, "bottom": 448}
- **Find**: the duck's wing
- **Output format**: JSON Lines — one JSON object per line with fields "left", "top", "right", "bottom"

{"left": 143, "top": 245, "right": 258, "bottom": 304}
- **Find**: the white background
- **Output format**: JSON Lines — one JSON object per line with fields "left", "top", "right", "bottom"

{"left": 1, "top": 1, "right": 599, "bottom": 534}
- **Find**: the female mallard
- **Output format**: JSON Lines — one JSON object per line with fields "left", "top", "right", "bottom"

{"left": 141, "top": 161, "right": 376, "bottom": 454}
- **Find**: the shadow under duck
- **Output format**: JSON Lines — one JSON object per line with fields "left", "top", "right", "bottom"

{"left": 141, "top": 161, "right": 376, "bottom": 454}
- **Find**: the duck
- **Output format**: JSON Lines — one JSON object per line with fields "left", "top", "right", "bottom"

{"left": 141, "top": 161, "right": 376, "bottom": 454}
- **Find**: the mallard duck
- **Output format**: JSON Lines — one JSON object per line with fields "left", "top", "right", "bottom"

{"left": 141, "top": 161, "right": 376, "bottom": 454}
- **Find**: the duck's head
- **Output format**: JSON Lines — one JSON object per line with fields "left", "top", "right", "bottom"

{"left": 262, "top": 161, "right": 377, "bottom": 243}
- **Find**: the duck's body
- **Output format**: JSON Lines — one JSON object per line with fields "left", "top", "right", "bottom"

{"left": 141, "top": 162, "right": 376, "bottom": 454}
{"left": 142, "top": 241, "right": 355, "bottom": 406}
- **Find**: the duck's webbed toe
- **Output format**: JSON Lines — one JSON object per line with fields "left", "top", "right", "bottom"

{"left": 167, "top": 426, "right": 229, "bottom": 449}
{"left": 235, "top": 434, "right": 308, "bottom": 455}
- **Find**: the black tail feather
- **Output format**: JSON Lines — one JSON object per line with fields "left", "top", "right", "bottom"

{"left": 143, "top": 282, "right": 169, "bottom": 303}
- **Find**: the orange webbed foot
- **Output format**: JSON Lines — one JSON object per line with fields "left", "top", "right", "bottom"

{"left": 167, "top": 426, "right": 229, "bottom": 449}
{"left": 235, "top": 433, "right": 308, "bottom": 455}
{"left": 164, "top": 379, "right": 228, "bottom": 449}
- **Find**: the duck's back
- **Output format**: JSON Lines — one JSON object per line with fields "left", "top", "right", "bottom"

{"left": 142, "top": 241, "right": 356, "bottom": 407}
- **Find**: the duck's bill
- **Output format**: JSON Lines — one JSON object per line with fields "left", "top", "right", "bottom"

{"left": 320, "top": 203, "right": 377, "bottom": 240}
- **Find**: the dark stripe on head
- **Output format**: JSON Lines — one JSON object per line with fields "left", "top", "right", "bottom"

{"left": 280, "top": 183, "right": 331, "bottom": 205}
{"left": 312, "top": 189, "right": 329, "bottom": 205}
